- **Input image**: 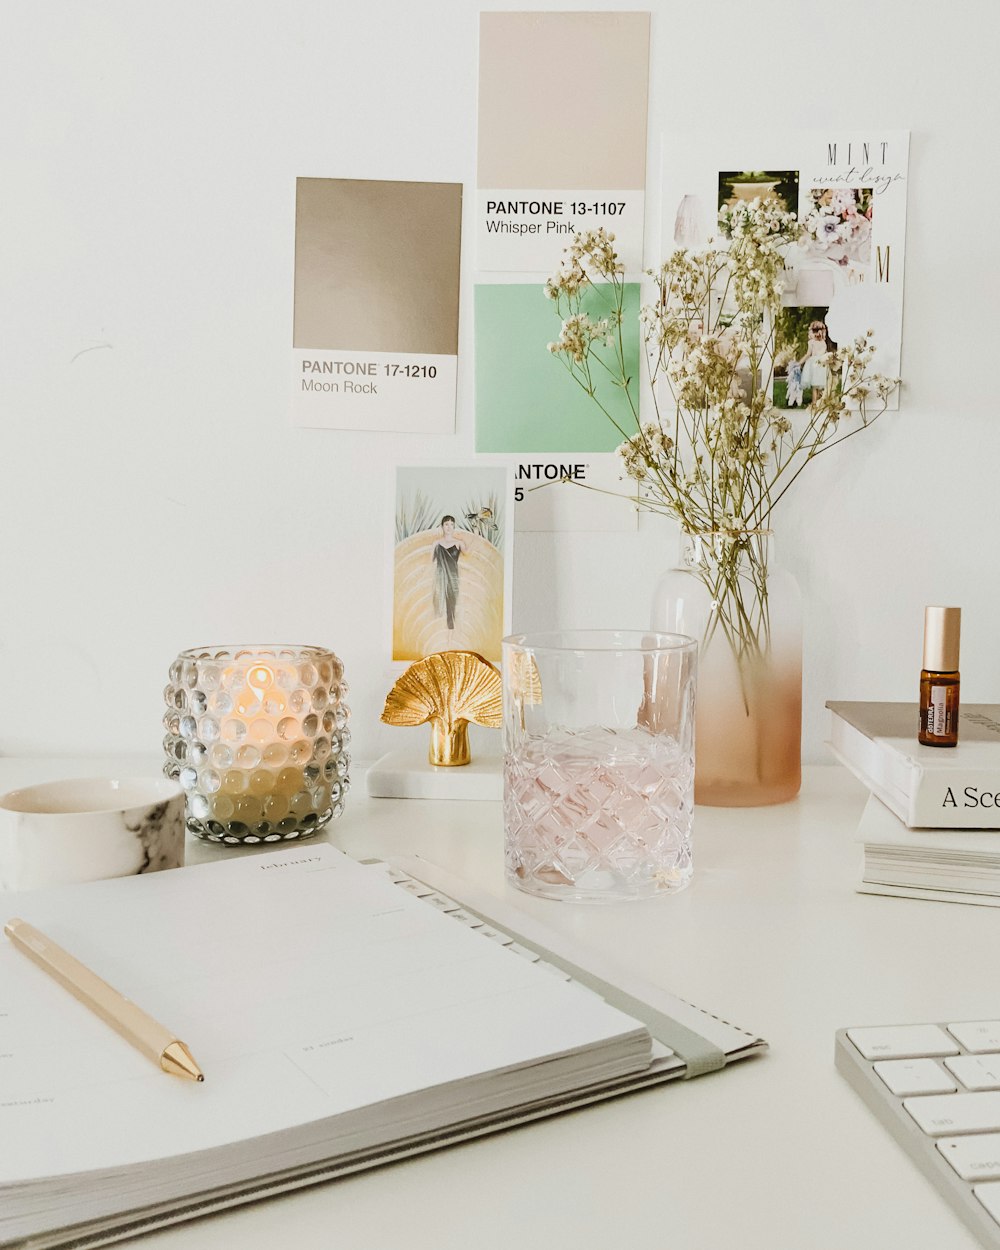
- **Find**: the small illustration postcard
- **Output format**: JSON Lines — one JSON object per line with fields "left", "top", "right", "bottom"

{"left": 392, "top": 466, "right": 513, "bottom": 664}
{"left": 292, "top": 178, "right": 462, "bottom": 433}
{"left": 477, "top": 12, "right": 649, "bottom": 274}
{"left": 662, "top": 131, "right": 909, "bottom": 408}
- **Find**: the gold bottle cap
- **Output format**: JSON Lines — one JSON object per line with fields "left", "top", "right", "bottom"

{"left": 923, "top": 605, "right": 961, "bottom": 672}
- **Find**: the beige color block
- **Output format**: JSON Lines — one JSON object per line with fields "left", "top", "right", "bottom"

{"left": 293, "top": 178, "right": 462, "bottom": 354}
{"left": 393, "top": 531, "right": 504, "bottom": 663}
{"left": 477, "top": 12, "right": 650, "bottom": 190}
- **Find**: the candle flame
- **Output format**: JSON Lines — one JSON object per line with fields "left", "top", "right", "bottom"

{"left": 248, "top": 665, "right": 274, "bottom": 693}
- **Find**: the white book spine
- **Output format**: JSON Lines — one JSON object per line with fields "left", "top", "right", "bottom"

{"left": 828, "top": 711, "right": 1000, "bottom": 830}
{"left": 907, "top": 775, "right": 1000, "bottom": 829}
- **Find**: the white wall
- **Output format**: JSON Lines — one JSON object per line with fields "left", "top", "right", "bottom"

{"left": 2, "top": 0, "right": 997, "bottom": 767}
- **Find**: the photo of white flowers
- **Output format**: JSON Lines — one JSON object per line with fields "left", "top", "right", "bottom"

{"left": 801, "top": 187, "right": 873, "bottom": 276}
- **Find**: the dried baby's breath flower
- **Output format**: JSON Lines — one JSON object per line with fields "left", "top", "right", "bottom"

{"left": 544, "top": 198, "right": 900, "bottom": 661}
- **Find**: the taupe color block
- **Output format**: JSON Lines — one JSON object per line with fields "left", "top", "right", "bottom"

{"left": 477, "top": 11, "right": 650, "bottom": 191}
{"left": 293, "top": 178, "right": 462, "bottom": 354}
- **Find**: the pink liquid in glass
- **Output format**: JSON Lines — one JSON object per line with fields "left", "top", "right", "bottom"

{"left": 504, "top": 725, "right": 694, "bottom": 902}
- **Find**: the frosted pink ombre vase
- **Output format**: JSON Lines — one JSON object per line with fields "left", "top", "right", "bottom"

{"left": 651, "top": 531, "right": 802, "bottom": 808}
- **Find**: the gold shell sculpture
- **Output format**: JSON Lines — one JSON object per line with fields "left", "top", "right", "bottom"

{"left": 381, "top": 651, "right": 502, "bottom": 767}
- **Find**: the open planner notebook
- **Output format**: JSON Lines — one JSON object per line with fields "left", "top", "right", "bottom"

{"left": 0, "top": 845, "right": 765, "bottom": 1249}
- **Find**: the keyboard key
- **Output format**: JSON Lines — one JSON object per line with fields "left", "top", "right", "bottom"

{"left": 945, "top": 1055, "right": 1000, "bottom": 1091}
{"left": 838, "top": 1021, "right": 1000, "bottom": 1245}
{"left": 974, "top": 1181, "right": 1000, "bottom": 1226}
{"left": 874, "top": 1058, "right": 956, "bottom": 1096}
{"left": 938, "top": 1134, "right": 1000, "bottom": 1181}
{"left": 905, "top": 1092, "right": 1000, "bottom": 1136}
{"left": 948, "top": 1022, "right": 1000, "bottom": 1053}
{"left": 847, "top": 1024, "right": 959, "bottom": 1060}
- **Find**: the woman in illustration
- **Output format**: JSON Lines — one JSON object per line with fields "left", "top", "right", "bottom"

{"left": 800, "top": 319, "right": 831, "bottom": 403}
{"left": 432, "top": 516, "right": 467, "bottom": 632}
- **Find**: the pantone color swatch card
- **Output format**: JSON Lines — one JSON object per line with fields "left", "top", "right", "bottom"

{"left": 477, "top": 11, "right": 650, "bottom": 274}
{"left": 474, "top": 280, "right": 642, "bottom": 455}
{"left": 662, "top": 131, "right": 909, "bottom": 408}
{"left": 511, "top": 458, "right": 638, "bottom": 532}
{"left": 474, "top": 10, "right": 648, "bottom": 525}
{"left": 292, "top": 178, "right": 462, "bottom": 432}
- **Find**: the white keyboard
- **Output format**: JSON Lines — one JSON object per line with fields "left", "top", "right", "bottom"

{"left": 836, "top": 1021, "right": 1000, "bottom": 1247}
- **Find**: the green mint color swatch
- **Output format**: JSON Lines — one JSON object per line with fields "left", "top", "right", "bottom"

{"left": 474, "top": 282, "right": 641, "bottom": 453}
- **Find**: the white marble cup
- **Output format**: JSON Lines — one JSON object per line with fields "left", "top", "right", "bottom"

{"left": 0, "top": 777, "right": 185, "bottom": 892}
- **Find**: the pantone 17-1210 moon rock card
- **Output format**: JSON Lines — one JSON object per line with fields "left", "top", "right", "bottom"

{"left": 292, "top": 178, "right": 463, "bottom": 434}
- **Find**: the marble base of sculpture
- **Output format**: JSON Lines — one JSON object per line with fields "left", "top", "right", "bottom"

{"left": 366, "top": 749, "right": 502, "bottom": 801}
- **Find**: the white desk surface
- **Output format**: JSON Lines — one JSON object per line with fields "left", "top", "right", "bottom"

{"left": 3, "top": 757, "right": 998, "bottom": 1250}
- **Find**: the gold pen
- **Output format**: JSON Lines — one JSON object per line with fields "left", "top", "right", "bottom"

{"left": 4, "top": 917, "right": 204, "bottom": 1082}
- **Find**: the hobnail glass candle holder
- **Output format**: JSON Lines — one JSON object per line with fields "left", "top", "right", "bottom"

{"left": 163, "top": 644, "right": 350, "bottom": 845}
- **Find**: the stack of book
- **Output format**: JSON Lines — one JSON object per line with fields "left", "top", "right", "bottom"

{"left": 827, "top": 701, "right": 1000, "bottom": 906}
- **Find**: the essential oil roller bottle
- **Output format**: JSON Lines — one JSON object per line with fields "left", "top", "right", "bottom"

{"left": 919, "top": 605, "right": 961, "bottom": 747}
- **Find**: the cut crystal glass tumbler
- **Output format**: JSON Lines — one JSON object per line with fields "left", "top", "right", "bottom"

{"left": 502, "top": 630, "right": 696, "bottom": 903}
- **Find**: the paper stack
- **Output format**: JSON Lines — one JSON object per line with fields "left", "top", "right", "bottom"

{"left": 0, "top": 845, "right": 764, "bottom": 1248}
{"left": 854, "top": 793, "right": 1000, "bottom": 906}
{"left": 827, "top": 702, "right": 1000, "bottom": 905}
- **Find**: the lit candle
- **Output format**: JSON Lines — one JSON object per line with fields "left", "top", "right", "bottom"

{"left": 164, "top": 645, "right": 351, "bottom": 846}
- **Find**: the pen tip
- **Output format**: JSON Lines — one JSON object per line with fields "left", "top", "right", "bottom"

{"left": 161, "top": 1041, "right": 204, "bottom": 1082}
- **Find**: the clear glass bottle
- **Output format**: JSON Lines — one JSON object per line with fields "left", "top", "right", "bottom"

{"left": 651, "top": 530, "right": 802, "bottom": 807}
